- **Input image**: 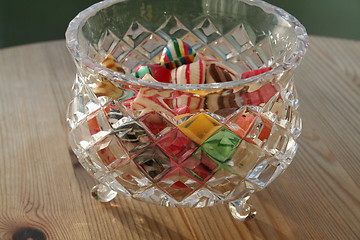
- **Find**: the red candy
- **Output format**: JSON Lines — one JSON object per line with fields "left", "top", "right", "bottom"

{"left": 132, "top": 64, "right": 171, "bottom": 83}
{"left": 240, "top": 67, "right": 276, "bottom": 106}
{"left": 149, "top": 64, "right": 172, "bottom": 83}
{"left": 242, "top": 83, "right": 277, "bottom": 106}
{"left": 241, "top": 67, "right": 272, "bottom": 79}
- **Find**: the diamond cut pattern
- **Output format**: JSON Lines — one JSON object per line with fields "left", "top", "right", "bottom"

{"left": 136, "top": 34, "right": 167, "bottom": 59}
{"left": 225, "top": 24, "right": 254, "bottom": 53}
{"left": 246, "top": 153, "right": 286, "bottom": 188}
{"left": 115, "top": 17, "right": 274, "bottom": 77}
{"left": 229, "top": 140, "right": 262, "bottom": 177}
{"left": 157, "top": 128, "right": 198, "bottom": 162}
{"left": 193, "top": 18, "right": 221, "bottom": 44}
{"left": 69, "top": 109, "right": 111, "bottom": 150}
{"left": 181, "top": 149, "right": 218, "bottom": 182}
{"left": 157, "top": 168, "right": 202, "bottom": 201}
{"left": 178, "top": 113, "right": 222, "bottom": 145}
{"left": 104, "top": 101, "right": 129, "bottom": 130}
{"left": 110, "top": 40, "right": 132, "bottom": 60}
{"left": 114, "top": 119, "right": 152, "bottom": 155}
{"left": 265, "top": 124, "right": 298, "bottom": 159}
{"left": 123, "top": 21, "right": 151, "bottom": 48}
{"left": 181, "top": 33, "right": 205, "bottom": 51}
{"left": 205, "top": 168, "right": 243, "bottom": 199}
{"left": 140, "top": 112, "right": 173, "bottom": 138}
{"left": 245, "top": 116, "right": 273, "bottom": 148}
{"left": 119, "top": 50, "right": 148, "bottom": 73}
{"left": 226, "top": 107, "right": 257, "bottom": 138}
{"left": 201, "top": 128, "right": 242, "bottom": 163}
{"left": 156, "top": 16, "right": 190, "bottom": 40}
{"left": 68, "top": 14, "right": 303, "bottom": 205}
{"left": 67, "top": 79, "right": 101, "bottom": 128}
{"left": 133, "top": 146, "right": 172, "bottom": 181}
{"left": 113, "top": 161, "right": 153, "bottom": 194}
{"left": 209, "top": 37, "right": 238, "bottom": 60}
{"left": 98, "top": 30, "right": 120, "bottom": 52}
{"left": 241, "top": 48, "right": 267, "bottom": 69}
{"left": 89, "top": 135, "right": 129, "bottom": 169}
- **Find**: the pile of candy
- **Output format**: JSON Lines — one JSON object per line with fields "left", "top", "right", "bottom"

{"left": 130, "top": 38, "right": 236, "bottom": 84}
{"left": 81, "top": 38, "right": 282, "bottom": 203}
{"left": 93, "top": 38, "right": 275, "bottom": 117}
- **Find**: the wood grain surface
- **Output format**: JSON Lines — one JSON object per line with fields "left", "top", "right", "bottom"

{"left": 0, "top": 36, "right": 359, "bottom": 240}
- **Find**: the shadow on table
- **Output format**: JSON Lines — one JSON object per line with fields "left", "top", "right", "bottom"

{"left": 245, "top": 219, "right": 291, "bottom": 239}
{"left": 214, "top": 202, "right": 293, "bottom": 239}
{"left": 104, "top": 200, "right": 191, "bottom": 240}
{"left": 104, "top": 196, "right": 294, "bottom": 240}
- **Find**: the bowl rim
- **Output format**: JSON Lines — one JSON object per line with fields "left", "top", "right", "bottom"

{"left": 65, "top": 0, "right": 309, "bottom": 90}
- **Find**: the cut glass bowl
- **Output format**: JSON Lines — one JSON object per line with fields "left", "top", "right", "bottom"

{"left": 65, "top": 0, "right": 308, "bottom": 221}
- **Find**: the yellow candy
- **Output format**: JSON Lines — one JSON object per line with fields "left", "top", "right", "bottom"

{"left": 178, "top": 113, "right": 222, "bottom": 145}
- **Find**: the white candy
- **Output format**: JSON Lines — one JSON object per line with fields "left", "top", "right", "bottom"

{"left": 171, "top": 60, "right": 206, "bottom": 85}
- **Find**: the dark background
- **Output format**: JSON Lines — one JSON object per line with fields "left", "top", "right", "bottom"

{"left": 0, "top": 0, "right": 359, "bottom": 49}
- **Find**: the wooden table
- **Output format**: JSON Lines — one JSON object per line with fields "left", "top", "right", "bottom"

{"left": 0, "top": 36, "right": 359, "bottom": 240}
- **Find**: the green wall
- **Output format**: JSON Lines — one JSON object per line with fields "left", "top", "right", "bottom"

{"left": 0, "top": 0, "right": 359, "bottom": 49}
{"left": 0, "top": 0, "right": 99, "bottom": 48}
{"left": 267, "top": 0, "right": 360, "bottom": 41}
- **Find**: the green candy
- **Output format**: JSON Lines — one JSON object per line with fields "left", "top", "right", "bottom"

{"left": 201, "top": 128, "right": 242, "bottom": 162}
{"left": 130, "top": 65, "right": 152, "bottom": 78}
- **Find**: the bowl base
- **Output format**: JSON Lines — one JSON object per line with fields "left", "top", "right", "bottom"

{"left": 91, "top": 184, "right": 118, "bottom": 202}
{"left": 228, "top": 198, "right": 257, "bottom": 221}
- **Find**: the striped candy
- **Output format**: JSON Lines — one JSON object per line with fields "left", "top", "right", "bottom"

{"left": 205, "top": 63, "right": 234, "bottom": 83}
{"left": 170, "top": 60, "right": 206, "bottom": 111}
{"left": 130, "top": 74, "right": 175, "bottom": 117}
{"left": 160, "top": 38, "right": 196, "bottom": 69}
{"left": 171, "top": 60, "right": 206, "bottom": 85}
{"left": 205, "top": 90, "right": 243, "bottom": 113}
{"left": 173, "top": 94, "right": 204, "bottom": 112}
{"left": 196, "top": 52, "right": 238, "bottom": 77}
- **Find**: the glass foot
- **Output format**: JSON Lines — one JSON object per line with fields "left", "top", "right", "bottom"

{"left": 228, "top": 199, "right": 257, "bottom": 221}
{"left": 91, "top": 184, "right": 117, "bottom": 202}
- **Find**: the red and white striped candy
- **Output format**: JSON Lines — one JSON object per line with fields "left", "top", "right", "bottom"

{"left": 171, "top": 60, "right": 206, "bottom": 85}
{"left": 173, "top": 94, "right": 204, "bottom": 112}
{"left": 130, "top": 74, "right": 175, "bottom": 117}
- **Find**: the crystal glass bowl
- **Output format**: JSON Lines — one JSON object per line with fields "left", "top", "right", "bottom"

{"left": 66, "top": 0, "right": 308, "bottom": 220}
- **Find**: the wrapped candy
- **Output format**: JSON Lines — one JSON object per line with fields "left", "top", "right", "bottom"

{"left": 160, "top": 38, "right": 196, "bottom": 69}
